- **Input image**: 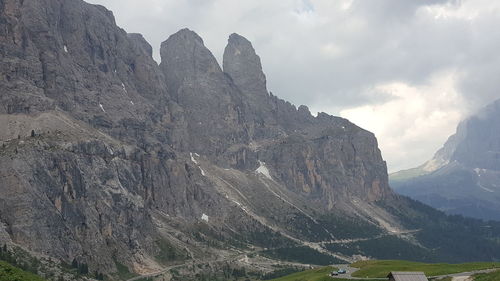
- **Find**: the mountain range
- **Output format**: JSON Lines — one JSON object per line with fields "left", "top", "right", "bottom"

{"left": 2, "top": 0, "right": 500, "bottom": 280}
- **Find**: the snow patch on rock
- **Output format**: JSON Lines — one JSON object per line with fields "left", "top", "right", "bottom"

{"left": 478, "top": 184, "right": 494, "bottom": 193}
{"left": 190, "top": 152, "right": 206, "bottom": 176}
{"left": 474, "top": 168, "right": 487, "bottom": 176}
{"left": 201, "top": 213, "right": 209, "bottom": 222}
{"left": 256, "top": 161, "right": 272, "bottom": 180}
{"left": 190, "top": 152, "right": 198, "bottom": 164}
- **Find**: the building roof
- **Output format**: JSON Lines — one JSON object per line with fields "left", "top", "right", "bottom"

{"left": 387, "top": 271, "right": 429, "bottom": 281}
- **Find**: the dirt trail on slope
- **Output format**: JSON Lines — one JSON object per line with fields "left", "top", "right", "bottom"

{"left": 452, "top": 276, "right": 471, "bottom": 281}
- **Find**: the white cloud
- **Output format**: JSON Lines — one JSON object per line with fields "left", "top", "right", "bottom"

{"left": 422, "top": 0, "right": 500, "bottom": 21}
{"left": 321, "top": 43, "right": 344, "bottom": 58}
{"left": 339, "top": 71, "right": 465, "bottom": 172}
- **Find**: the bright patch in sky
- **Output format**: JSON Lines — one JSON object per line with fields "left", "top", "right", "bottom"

{"left": 340, "top": 71, "right": 465, "bottom": 172}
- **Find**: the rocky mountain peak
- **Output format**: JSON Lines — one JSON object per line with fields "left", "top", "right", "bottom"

{"left": 176, "top": 27, "right": 204, "bottom": 42}
{"left": 127, "top": 33, "right": 153, "bottom": 57}
{"left": 223, "top": 33, "right": 267, "bottom": 97}
{"left": 422, "top": 98, "right": 500, "bottom": 172}
{"left": 160, "top": 28, "right": 222, "bottom": 96}
{"left": 450, "top": 99, "right": 500, "bottom": 170}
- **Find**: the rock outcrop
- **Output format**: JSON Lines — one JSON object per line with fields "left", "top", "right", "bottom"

{"left": 223, "top": 33, "right": 267, "bottom": 99}
{"left": 159, "top": 29, "right": 250, "bottom": 164}
{"left": 158, "top": 28, "right": 392, "bottom": 206}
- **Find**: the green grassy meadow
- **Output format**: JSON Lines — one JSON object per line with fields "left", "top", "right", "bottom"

{"left": 472, "top": 269, "right": 500, "bottom": 281}
{"left": 351, "top": 260, "right": 500, "bottom": 278}
{"left": 269, "top": 266, "right": 337, "bottom": 281}
{"left": 269, "top": 260, "right": 500, "bottom": 281}
{"left": 0, "top": 261, "right": 46, "bottom": 281}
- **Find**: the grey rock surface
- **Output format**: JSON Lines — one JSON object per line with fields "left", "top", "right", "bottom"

{"left": 223, "top": 33, "right": 267, "bottom": 100}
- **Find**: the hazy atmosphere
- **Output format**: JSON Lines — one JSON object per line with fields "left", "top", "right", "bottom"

{"left": 87, "top": 0, "right": 500, "bottom": 172}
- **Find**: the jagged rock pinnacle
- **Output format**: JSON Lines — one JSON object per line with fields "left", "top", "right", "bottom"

{"left": 223, "top": 33, "right": 267, "bottom": 97}
{"left": 160, "top": 28, "right": 222, "bottom": 95}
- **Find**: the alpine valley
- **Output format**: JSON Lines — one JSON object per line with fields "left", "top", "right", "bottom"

{"left": 2, "top": 0, "right": 500, "bottom": 280}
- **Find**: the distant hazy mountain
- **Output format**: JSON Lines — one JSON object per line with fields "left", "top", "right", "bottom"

{"left": 391, "top": 99, "right": 500, "bottom": 221}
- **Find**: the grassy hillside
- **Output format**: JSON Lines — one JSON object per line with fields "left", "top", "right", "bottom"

{"left": 389, "top": 165, "right": 429, "bottom": 184}
{"left": 473, "top": 270, "right": 500, "bottom": 281}
{"left": 0, "top": 260, "right": 46, "bottom": 281}
{"left": 268, "top": 266, "right": 333, "bottom": 281}
{"left": 351, "top": 260, "right": 500, "bottom": 278}
{"left": 268, "top": 266, "right": 382, "bottom": 281}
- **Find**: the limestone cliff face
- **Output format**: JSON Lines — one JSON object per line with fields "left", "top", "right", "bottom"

{"left": 226, "top": 33, "right": 391, "bottom": 205}
{"left": 0, "top": 0, "right": 394, "bottom": 277}
{"left": 0, "top": 0, "right": 223, "bottom": 273}
{"left": 159, "top": 30, "right": 392, "bottom": 207}
{"left": 159, "top": 29, "right": 251, "bottom": 163}
{"left": 0, "top": 0, "right": 174, "bottom": 148}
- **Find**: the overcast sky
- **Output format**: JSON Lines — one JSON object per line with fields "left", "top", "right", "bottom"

{"left": 87, "top": 0, "right": 500, "bottom": 172}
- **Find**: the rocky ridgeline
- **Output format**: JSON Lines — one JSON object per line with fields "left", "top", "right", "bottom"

{"left": 0, "top": 0, "right": 394, "bottom": 276}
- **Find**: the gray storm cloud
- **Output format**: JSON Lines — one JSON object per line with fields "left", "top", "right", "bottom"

{"left": 86, "top": 0, "right": 500, "bottom": 172}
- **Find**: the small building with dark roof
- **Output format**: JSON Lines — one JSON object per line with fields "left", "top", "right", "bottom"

{"left": 387, "top": 272, "right": 429, "bottom": 281}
